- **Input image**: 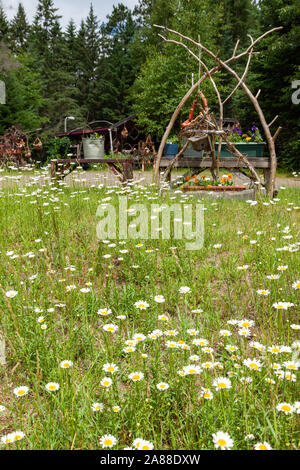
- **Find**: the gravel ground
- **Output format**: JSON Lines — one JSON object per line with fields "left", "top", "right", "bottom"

{"left": 0, "top": 169, "right": 299, "bottom": 189}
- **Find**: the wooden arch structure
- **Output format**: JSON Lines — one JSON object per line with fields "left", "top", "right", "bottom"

{"left": 153, "top": 25, "right": 283, "bottom": 198}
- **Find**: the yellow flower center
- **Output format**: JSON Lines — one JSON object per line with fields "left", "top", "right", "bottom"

{"left": 49, "top": 385, "right": 56, "bottom": 390}
{"left": 17, "top": 390, "right": 25, "bottom": 395}
{"left": 104, "top": 439, "right": 112, "bottom": 446}
{"left": 107, "top": 367, "right": 114, "bottom": 371}
{"left": 218, "top": 439, "right": 227, "bottom": 447}
{"left": 282, "top": 405, "right": 291, "bottom": 412}
{"left": 132, "top": 375, "right": 140, "bottom": 380}
{"left": 218, "top": 383, "right": 227, "bottom": 388}
{"left": 259, "top": 444, "right": 267, "bottom": 450}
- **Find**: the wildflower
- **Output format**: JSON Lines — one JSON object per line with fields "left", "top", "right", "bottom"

{"left": 240, "top": 376, "right": 252, "bottom": 384}
{"left": 66, "top": 285, "right": 76, "bottom": 292}
{"left": 212, "top": 431, "right": 234, "bottom": 450}
{"left": 201, "top": 388, "right": 213, "bottom": 400}
{"left": 276, "top": 403, "right": 294, "bottom": 415}
{"left": 249, "top": 341, "right": 265, "bottom": 351}
{"left": 277, "top": 265, "right": 288, "bottom": 271}
{"left": 97, "top": 308, "right": 112, "bottom": 316}
{"left": 189, "top": 355, "right": 200, "bottom": 362}
{"left": 11, "top": 431, "right": 25, "bottom": 442}
{"left": 100, "top": 377, "right": 113, "bottom": 388}
{"left": 45, "top": 382, "right": 60, "bottom": 392}
{"left": 212, "top": 377, "right": 232, "bottom": 391}
{"left": 158, "top": 314, "right": 168, "bottom": 321}
{"left": 164, "top": 329, "right": 178, "bottom": 337}
{"left": 103, "top": 324, "right": 119, "bottom": 333}
{"left": 99, "top": 434, "right": 117, "bottom": 448}
{"left": 290, "top": 324, "right": 300, "bottom": 330}
{"left": 256, "top": 289, "right": 270, "bottom": 296}
{"left": 202, "top": 361, "right": 214, "bottom": 369}
{"left": 92, "top": 403, "right": 104, "bottom": 412}
{"left": 128, "top": 372, "right": 144, "bottom": 382}
{"left": 1, "top": 433, "right": 15, "bottom": 445}
{"left": 183, "top": 364, "right": 202, "bottom": 375}
{"left": 41, "top": 324, "right": 47, "bottom": 330}
{"left": 134, "top": 300, "right": 149, "bottom": 310}
{"left": 227, "top": 319, "right": 239, "bottom": 325}
{"left": 156, "top": 382, "right": 169, "bottom": 391}
{"left": 238, "top": 319, "right": 255, "bottom": 328}
{"left": 292, "top": 280, "right": 300, "bottom": 290}
{"left": 103, "top": 363, "right": 119, "bottom": 374}
{"left": 123, "top": 346, "right": 136, "bottom": 353}
{"left": 273, "top": 302, "right": 294, "bottom": 310}
{"left": 243, "top": 358, "right": 263, "bottom": 371}
{"left": 283, "top": 361, "right": 299, "bottom": 371}
{"left": 191, "top": 308, "right": 203, "bottom": 313}
{"left": 254, "top": 442, "right": 272, "bottom": 450}
{"left": 268, "top": 346, "right": 281, "bottom": 354}
{"left": 238, "top": 327, "right": 251, "bottom": 337}
{"left": 0, "top": 405, "right": 6, "bottom": 412}
{"left": 112, "top": 405, "right": 121, "bottom": 413}
{"left": 5, "top": 290, "right": 18, "bottom": 298}
{"left": 138, "top": 440, "right": 154, "bottom": 450}
{"left": 154, "top": 295, "right": 165, "bottom": 303}
{"left": 187, "top": 329, "right": 199, "bottom": 336}
{"left": 225, "top": 345, "right": 238, "bottom": 352}
{"left": 133, "top": 333, "right": 146, "bottom": 343}
{"left": 166, "top": 340, "right": 178, "bottom": 349}
{"left": 219, "top": 329, "right": 232, "bottom": 337}
{"left": 213, "top": 244, "right": 222, "bottom": 249}
{"left": 265, "top": 378, "right": 275, "bottom": 384}
{"left": 193, "top": 338, "right": 209, "bottom": 346}
{"left": 179, "top": 286, "right": 191, "bottom": 294}
{"left": 237, "top": 265, "right": 249, "bottom": 270}
{"left": 293, "top": 402, "right": 300, "bottom": 414}
{"left": 116, "top": 314, "right": 126, "bottom": 320}
{"left": 267, "top": 274, "right": 280, "bottom": 280}
{"left": 60, "top": 360, "right": 73, "bottom": 369}
{"left": 13, "top": 386, "right": 29, "bottom": 397}
{"left": 133, "top": 438, "right": 145, "bottom": 449}
{"left": 245, "top": 434, "right": 255, "bottom": 440}
{"left": 37, "top": 316, "right": 45, "bottom": 323}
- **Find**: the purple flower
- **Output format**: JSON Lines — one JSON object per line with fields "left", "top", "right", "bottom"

{"left": 251, "top": 125, "right": 258, "bottom": 131}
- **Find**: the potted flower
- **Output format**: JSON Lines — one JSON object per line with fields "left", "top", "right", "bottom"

{"left": 215, "top": 125, "right": 265, "bottom": 157}
{"left": 164, "top": 135, "right": 179, "bottom": 157}
{"left": 83, "top": 133, "right": 105, "bottom": 159}
{"left": 182, "top": 173, "right": 246, "bottom": 191}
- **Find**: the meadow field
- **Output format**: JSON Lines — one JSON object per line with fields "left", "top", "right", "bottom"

{"left": 0, "top": 173, "right": 299, "bottom": 450}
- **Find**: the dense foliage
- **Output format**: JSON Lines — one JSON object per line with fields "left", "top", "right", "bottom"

{"left": 0, "top": 0, "right": 299, "bottom": 168}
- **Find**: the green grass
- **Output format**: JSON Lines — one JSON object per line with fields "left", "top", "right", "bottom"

{"left": 0, "top": 179, "right": 299, "bottom": 450}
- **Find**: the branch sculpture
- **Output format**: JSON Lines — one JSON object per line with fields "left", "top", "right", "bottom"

{"left": 153, "top": 25, "right": 283, "bottom": 198}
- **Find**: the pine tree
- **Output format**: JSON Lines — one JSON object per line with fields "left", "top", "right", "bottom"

{"left": 9, "top": 3, "right": 29, "bottom": 53}
{"left": 0, "top": 4, "right": 9, "bottom": 43}
{"left": 97, "top": 4, "right": 138, "bottom": 122}
{"left": 28, "top": 0, "right": 83, "bottom": 133}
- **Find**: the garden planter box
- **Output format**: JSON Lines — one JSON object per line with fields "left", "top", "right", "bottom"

{"left": 215, "top": 142, "right": 265, "bottom": 157}
{"left": 83, "top": 138, "right": 105, "bottom": 159}
{"left": 182, "top": 186, "right": 246, "bottom": 192}
{"left": 163, "top": 143, "right": 178, "bottom": 157}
